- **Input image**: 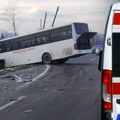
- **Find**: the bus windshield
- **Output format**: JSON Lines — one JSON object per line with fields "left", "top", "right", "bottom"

{"left": 74, "top": 23, "right": 89, "bottom": 34}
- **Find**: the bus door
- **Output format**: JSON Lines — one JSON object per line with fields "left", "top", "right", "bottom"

{"left": 112, "top": 11, "right": 120, "bottom": 120}
{"left": 76, "top": 32, "right": 97, "bottom": 49}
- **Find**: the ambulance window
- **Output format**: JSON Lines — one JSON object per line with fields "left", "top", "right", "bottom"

{"left": 112, "top": 33, "right": 120, "bottom": 77}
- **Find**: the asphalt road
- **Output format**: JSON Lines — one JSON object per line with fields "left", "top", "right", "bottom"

{"left": 0, "top": 54, "right": 101, "bottom": 120}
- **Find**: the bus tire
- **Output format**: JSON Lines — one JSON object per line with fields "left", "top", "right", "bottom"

{"left": 0, "top": 60, "right": 5, "bottom": 69}
{"left": 42, "top": 53, "right": 52, "bottom": 64}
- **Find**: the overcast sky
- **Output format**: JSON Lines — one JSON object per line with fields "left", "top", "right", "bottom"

{"left": 0, "top": 0, "right": 119, "bottom": 35}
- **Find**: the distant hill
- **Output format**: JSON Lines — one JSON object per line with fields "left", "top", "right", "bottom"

{"left": 0, "top": 31, "right": 15, "bottom": 40}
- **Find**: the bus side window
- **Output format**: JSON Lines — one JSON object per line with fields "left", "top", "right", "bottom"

{"left": 64, "top": 26, "right": 72, "bottom": 39}
{"left": 36, "top": 38, "right": 41, "bottom": 45}
{"left": 12, "top": 43, "right": 19, "bottom": 50}
{"left": 31, "top": 39, "right": 36, "bottom": 46}
{"left": 6, "top": 44, "right": 12, "bottom": 52}
{"left": 0, "top": 45, "right": 2, "bottom": 53}
{"left": 60, "top": 25, "right": 72, "bottom": 40}
{"left": 26, "top": 40, "right": 32, "bottom": 47}
{"left": 51, "top": 29, "right": 60, "bottom": 42}
{"left": 19, "top": 41, "right": 26, "bottom": 49}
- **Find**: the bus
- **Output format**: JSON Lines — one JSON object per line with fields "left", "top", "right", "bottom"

{"left": 98, "top": 2, "right": 120, "bottom": 120}
{"left": 0, "top": 22, "right": 96, "bottom": 68}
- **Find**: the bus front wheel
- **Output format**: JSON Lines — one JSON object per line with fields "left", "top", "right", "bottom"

{"left": 42, "top": 53, "right": 52, "bottom": 64}
{"left": 0, "top": 60, "right": 5, "bottom": 69}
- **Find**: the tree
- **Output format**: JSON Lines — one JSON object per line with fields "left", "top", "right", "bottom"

{"left": 0, "top": 33, "right": 4, "bottom": 40}
{"left": 2, "top": 0, "right": 19, "bottom": 36}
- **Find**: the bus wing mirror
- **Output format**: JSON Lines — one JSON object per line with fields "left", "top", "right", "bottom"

{"left": 98, "top": 50, "right": 102, "bottom": 72}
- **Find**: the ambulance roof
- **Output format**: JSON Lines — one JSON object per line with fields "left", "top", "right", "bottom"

{"left": 112, "top": 2, "right": 120, "bottom": 10}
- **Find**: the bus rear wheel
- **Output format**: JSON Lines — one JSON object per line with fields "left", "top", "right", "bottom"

{"left": 0, "top": 60, "right": 5, "bottom": 69}
{"left": 42, "top": 53, "right": 52, "bottom": 64}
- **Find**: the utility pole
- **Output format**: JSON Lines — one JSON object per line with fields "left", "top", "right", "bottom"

{"left": 43, "top": 12, "right": 47, "bottom": 29}
{"left": 52, "top": 6, "right": 59, "bottom": 27}
{"left": 40, "top": 19, "right": 42, "bottom": 30}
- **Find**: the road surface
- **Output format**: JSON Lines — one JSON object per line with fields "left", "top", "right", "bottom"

{"left": 0, "top": 54, "right": 101, "bottom": 120}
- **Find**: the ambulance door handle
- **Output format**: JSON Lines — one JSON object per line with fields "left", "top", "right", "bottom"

{"left": 116, "top": 99, "right": 120, "bottom": 104}
{"left": 107, "top": 38, "right": 112, "bottom": 46}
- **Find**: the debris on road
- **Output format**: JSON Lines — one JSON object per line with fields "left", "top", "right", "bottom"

{"left": 93, "top": 100, "right": 97, "bottom": 103}
{"left": 24, "top": 109, "right": 33, "bottom": 113}
{"left": 45, "top": 88, "right": 48, "bottom": 91}
{"left": 4, "top": 85, "right": 8, "bottom": 89}
{"left": 24, "top": 108, "right": 35, "bottom": 113}
{"left": 23, "top": 80, "right": 32, "bottom": 82}
{"left": 9, "top": 98, "right": 17, "bottom": 101}
{"left": 16, "top": 79, "right": 23, "bottom": 83}
{"left": 0, "top": 64, "right": 46, "bottom": 109}
{"left": 58, "top": 88, "right": 65, "bottom": 91}
{"left": 89, "top": 78, "right": 93, "bottom": 81}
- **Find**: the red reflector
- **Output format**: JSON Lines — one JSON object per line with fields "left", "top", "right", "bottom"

{"left": 113, "top": 83, "right": 120, "bottom": 94}
{"left": 113, "top": 13, "right": 120, "bottom": 25}
{"left": 103, "top": 101, "right": 112, "bottom": 110}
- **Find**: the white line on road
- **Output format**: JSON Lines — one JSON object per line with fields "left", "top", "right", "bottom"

{"left": 16, "top": 65, "right": 50, "bottom": 90}
{"left": 72, "top": 67, "right": 80, "bottom": 71}
{"left": 32, "top": 65, "right": 50, "bottom": 82}
{"left": 0, "top": 96, "right": 26, "bottom": 111}
{"left": 12, "top": 74, "right": 24, "bottom": 83}
{"left": 90, "top": 58, "right": 96, "bottom": 62}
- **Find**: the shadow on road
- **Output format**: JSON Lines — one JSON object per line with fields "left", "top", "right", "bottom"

{"left": 65, "top": 62, "right": 97, "bottom": 66}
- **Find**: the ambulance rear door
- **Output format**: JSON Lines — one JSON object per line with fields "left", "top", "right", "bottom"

{"left": 112, "top": 10, "right": 120, "bottom": 120}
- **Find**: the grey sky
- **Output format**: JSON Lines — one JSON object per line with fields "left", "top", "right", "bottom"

{"left": 0, "top": 0, "right": 119, "bottom": 34}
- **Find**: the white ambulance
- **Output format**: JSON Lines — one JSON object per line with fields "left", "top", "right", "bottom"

{"left": 99, "top": 2, "right": 120, "bottom": 120}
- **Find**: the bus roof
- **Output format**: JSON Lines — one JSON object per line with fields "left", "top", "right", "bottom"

{"left": 0, "top": 22, "right": 88, "bottom": 42}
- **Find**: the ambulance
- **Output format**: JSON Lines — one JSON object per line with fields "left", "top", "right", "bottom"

{"left": 99, "top": 2, "right": 120, "bottom": 120}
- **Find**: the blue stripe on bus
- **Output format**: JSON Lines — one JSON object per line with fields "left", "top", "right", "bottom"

{"left": 117, "top": 114, "right": 120, "bottom": 120}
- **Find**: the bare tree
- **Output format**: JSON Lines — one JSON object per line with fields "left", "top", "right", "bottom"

{"left": 2, "top": 0, "right": 19, "bottom": 36}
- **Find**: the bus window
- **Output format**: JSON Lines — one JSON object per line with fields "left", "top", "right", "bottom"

{"left": 31, "top": 39, "right": 36, "bottom": 46}
{"left": 0, "top": 44, "right": 2, "bottom": 53}
{"left": 26, "top": 40, "right": 32, "bottom": 47}
{"left": 6, "top": 44, "right": 12, "bottom": 52}
{"left": 36, "top": 33, "right": 45, "bottom": 45}
{"left": 112, "top": 33, "right": 120, "bottom": 77}
{"left": 19, "top": 41, "right": 27, "bottom": 49}
{"left": 12, "top": 43, "right": 19, "bottom": 50}
{"left": 74, "top": 23, "right": 89, "bottom": 34}
{"left": 36, "top": 38, "right": 41, "bottom": 45}
{"left": 60, "top": 25, "right": 72, "bottom": 40}
{"left": 51, "top": 29, "right": 60, "bottom": 42}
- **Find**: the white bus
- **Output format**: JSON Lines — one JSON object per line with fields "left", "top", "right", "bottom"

{"left": 99, "top": 2, "right": 120, "bottom": 120}
{"left": 0, "top": 22, "right": 96, "bottom": 68}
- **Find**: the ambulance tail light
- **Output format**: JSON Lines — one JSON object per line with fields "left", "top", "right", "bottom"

{"left": 102, "top": 70, "right": 112, "bottom": 110}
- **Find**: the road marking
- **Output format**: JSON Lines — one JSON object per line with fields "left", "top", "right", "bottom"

{"left": 16, "top": 65, "right": 50, "bottom": 90}
{"left": 12, "top": 74, "right": 24, "bottom": 83}
{"left": 72, "top": 67, "right": 80, "bottom": 71}
{"left": 0, "top": 96, "right": 26, "bottom": 111}
{"left": 90, "top": 58, "right": 95, "bottom": 62}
